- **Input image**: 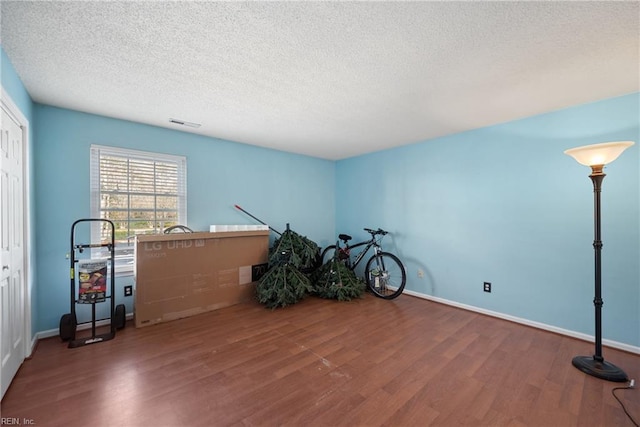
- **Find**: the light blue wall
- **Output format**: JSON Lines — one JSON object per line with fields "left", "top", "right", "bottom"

{"left": 336, "top": 93, "right": 640, "bottom": 347}
{"left": 6, "top": 40, "right": 639, "bottom": 348}
{"left": 33, "top": 105, "right": 335, "bottom": 331}
{"left": 1, "top": 46, "right": 38, "bottom": 336}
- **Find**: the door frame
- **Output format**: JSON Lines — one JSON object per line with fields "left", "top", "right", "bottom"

{"left": 1, "top": 86, "right": 33, "bottom": 368}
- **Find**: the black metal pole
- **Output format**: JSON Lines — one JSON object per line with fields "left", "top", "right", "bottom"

{"left": 571, "top": 166, "right": 628, "bottom": 382}
{"left": 234, "top": 204, "right": 282, "bottom": 236}
{"left": 590, "top": 171, "right": 604, "bottom": 362}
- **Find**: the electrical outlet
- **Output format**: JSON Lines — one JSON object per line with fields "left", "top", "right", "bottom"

{"left": 124, "top": 285, "right": 133, "bottom": 297}
{"left": 417, "top": 268, "right": 424, "bottom": 278}
{"left": 483, "top": 282, "right": 491, "bottom": 293}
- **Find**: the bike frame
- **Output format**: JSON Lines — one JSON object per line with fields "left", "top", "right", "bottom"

{"left": 328, "top": 227, "right": 405, "bottom": 300}
{"left": 340, "top": 235, "right": 382, "bottom": 270}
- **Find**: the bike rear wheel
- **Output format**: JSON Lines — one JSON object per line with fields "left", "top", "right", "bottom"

{"left": 321, "top": 245, "right": 337, "bottom": 265}
{"left": 365, "top": 252, "right": 406, "bottom": 299}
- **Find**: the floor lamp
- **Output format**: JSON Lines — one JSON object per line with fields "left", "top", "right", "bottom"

{"left": 564, "top": 140, "right": 634, "bottom": 382}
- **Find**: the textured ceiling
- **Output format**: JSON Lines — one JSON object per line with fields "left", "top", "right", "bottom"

{"left": 1, "top": 1, "right": 638, "bottom": 160}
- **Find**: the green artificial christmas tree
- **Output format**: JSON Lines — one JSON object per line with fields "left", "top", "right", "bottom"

{"left": 256, "top": 262, "right": 313, "bottom": 308}
{"left": 313, "top": 254, "right": 365, "bottom": 301}
{"left": 256, "top": 225, "right": 320, "bottom": 308}
{"left": 268, "top": 226, "right": 320, "bottom": 271}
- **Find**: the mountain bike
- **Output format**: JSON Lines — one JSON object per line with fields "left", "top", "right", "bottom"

{"left": 321, "top": 228, "right": 406, "bottom": 299}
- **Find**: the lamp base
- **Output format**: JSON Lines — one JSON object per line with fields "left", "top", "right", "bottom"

{"left": 572, "top": 355, "right": 628, "bottom": 382}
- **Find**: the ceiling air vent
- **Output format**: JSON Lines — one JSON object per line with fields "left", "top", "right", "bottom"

{"left": 169, "top": 118, "right": 201, "bottom": 128}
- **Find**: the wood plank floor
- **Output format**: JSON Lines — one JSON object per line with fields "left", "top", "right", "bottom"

{"left": 2, "top": 294, "right": 638, "bottom": 426}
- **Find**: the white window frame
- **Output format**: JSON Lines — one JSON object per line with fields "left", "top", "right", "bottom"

{"left": 90, "top": 145, "right": 187, "bottom": 275}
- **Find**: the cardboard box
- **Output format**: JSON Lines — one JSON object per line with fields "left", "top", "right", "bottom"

{"left": 134, "top": 231, "right": 269, "bottom": 328}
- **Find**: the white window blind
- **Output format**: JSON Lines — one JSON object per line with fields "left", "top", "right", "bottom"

{"left": 90, "top": 145, "right": 187, "bottom": 274}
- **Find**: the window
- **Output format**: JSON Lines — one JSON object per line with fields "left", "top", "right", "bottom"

{"left": 90, "top": 145, "right": 187, "bottom": 274}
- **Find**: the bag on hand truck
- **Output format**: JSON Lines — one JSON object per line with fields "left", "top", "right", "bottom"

{"left": 59, "top": 219, "right": 126, "bottom": 348}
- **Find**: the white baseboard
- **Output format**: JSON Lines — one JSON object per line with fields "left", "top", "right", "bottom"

{"left": 35, "top": 313, "right": 134, "bottom": 341}
{"left": 28, "top": 334, "right": 38, "bottom": 358}
{"left": 403, "top": 289, "right": 640, "bottom": 355}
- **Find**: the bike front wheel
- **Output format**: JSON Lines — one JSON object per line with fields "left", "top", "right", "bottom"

{"left": 365, "top": 252, "right": 406, "bottom": 299}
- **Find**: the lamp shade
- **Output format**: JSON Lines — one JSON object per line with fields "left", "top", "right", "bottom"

{"left": 564, "top": 141, "right": 634, "bottom": 166}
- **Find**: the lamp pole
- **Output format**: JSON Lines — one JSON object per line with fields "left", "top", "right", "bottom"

{"left": 564, "top": 141, "right": 634, "bottom": 383}
{"left": 590, "top": 166, "right": 604, "bottom": 363}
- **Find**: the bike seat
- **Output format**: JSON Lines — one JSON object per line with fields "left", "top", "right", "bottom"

{"left": 339, "top": 233, "right": 352, "bottom": 242}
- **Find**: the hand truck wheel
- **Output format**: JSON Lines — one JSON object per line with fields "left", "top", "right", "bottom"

{"left": 59, "top": 312, "right": 77, "bottom": 341}
{"left": 114, "top": 304, "right": 126, "bottom": 330}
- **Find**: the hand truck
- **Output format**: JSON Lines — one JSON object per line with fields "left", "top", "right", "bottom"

{"left": 59, "top": 219, "right": 126, "bottom": 348}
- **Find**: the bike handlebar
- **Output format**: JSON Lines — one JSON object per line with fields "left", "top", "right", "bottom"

{"left": 364, "top": 228, "right": 388, "bottom": 236}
